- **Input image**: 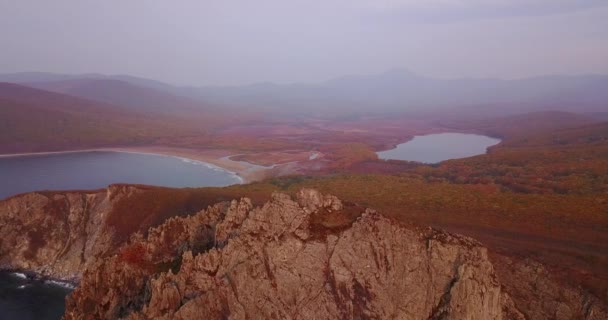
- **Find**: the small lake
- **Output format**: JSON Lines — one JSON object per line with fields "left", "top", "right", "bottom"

{"left": 0, "top": 151, "right": 242, "bottom": 200}
{"left": 0, "top": 151, "right": 242, "bottom": 319}
{"left": 377, "top": 133, "right": 501, "bottom": 163}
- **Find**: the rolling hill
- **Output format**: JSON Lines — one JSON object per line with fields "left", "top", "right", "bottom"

{"left": 3, "top": 70, "right": 607, "bottom": 117}
{"left": 438, "top": 111, "right": 597, "bottom": 141}
{"left": 25, "top": 78, "right": 213, "bottom": 115}
{"left": 0, "top": 83, "right": 201, "bottom": 153}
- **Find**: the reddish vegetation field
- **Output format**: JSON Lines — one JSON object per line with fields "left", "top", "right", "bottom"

{"left": 101, "top": 112, "right": 605, "bottom": 301}
{"left": 0, "top": 83, "right": 449, "bottom": 167}
{"left": 1, "top": 83, "right": 606, "bottom": 303}
{"left": 85, "top": 109, "right": 608, "bottom": 302}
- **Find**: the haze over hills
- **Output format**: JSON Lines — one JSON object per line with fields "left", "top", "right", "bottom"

{"left": 2, "top": 69, "right": 607, "bottom": 158}
{"left": 2, "top": 71, "right": 608, "bottom": 320}
{"left": 2, "top": 2, "right": 608, "bottom": 319}
{"left": 0, "top": 83, "right": 207, "bottom": 153}
{"left": 0, "top": 72, "right": 174, "bottom": 92}
{"left": 25, "top": 78, "right": 214, "bottom": 115}
{"left": 438, "top": 111, "right": 598, "bottom": 140}
{"left": 190, "top": 69, "right": 608, "bottom": 116}
{"left": 3, "top": 69, "right": 608, "bottom": 117}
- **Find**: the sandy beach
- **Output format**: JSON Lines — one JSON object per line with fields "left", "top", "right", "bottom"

{"left": 106, "top": 146, "right": 276, "bottom": 183}
{"left": 0, "top": 146, "right": 271, "bottom": 183}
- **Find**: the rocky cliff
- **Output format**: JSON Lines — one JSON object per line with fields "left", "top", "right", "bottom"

{"left": 0, "top": 184, "right": 223, "bottom": 281}
{"left": 63, "top": 189, "right": 524, "bottom": 319}
{"left": 1, "top": 187, "right": 606, "bottom": 319}
{"left": 0, "top": 186, "right": 135, "bottom": 281}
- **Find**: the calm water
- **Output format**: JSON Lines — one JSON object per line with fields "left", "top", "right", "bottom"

{"left": 0, "top": 151, "right": 242, "bottom": 200}
{"left": 0, "top": 151, "right": 241, "bottom": 319}
{"left": 0, "top": 272, "right": 72, "bottom": 320}
{"left": 377, "top": 133, "right": 501, "bottom": 163}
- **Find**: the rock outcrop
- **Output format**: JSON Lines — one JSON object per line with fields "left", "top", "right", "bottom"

{"left": 0, "top": 185, "right": 142, "bottom": 280}
{"left": 64, "top": 189, "right": 523, "bottom": 319}
{"left": 491, "top": 254, "right": 608, "bottom": 320}
{"left": 2, "top": 187, "right": 606, "bottom": 319}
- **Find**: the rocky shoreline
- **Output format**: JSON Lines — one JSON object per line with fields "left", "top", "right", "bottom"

{"left": 1, "top": 187, "right": 606, "bottom": 319}
{"left": 0, "top": 269, "right": 77, "bottom": 290}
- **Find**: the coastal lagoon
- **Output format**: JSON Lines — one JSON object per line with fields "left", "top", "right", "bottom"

{"left": 0, "top": 150, "right": 242, "bottom": 200}
{"left": 377, "top": 133, "right": 501, "bottom": 163}
{"left": 0, "top": 150, "right": 242, "bottom": 319}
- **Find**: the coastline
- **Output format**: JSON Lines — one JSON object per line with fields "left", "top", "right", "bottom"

{"left": 0, "top": 268, "right": 77, "bottom": 289}
{"left": 0, "top": 147, "right": 270, "bottom": 184}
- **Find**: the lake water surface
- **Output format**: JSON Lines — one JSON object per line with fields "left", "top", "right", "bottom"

{"left": 0, "top": 151, "right": 242, "bottom": 200}
{"left": 377, "top": 133, "right": 501, "bottom": 163}
{"left": 0, "top": 150, "right": 242, "bottom": 319}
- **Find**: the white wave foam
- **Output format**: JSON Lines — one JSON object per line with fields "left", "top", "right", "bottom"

{"left": 107, "top": 151, "right": 243, "bottom": 184}
{"left": 11, "top": 272, "right": 27, "bottom": 279}
{"left": 17, "top": 284, "right": 29, "bottom": 289}
{"left": 175, "top": 156, "right": 233, "bottom": 171}
{"left": 44, "top": 279, "right": 76, "bottom": 290}
{"left": 177, "top": 157, "right": 243, "bottom": 182}
{"left": 180, "top": 158, "right": 202, "bottom": 165}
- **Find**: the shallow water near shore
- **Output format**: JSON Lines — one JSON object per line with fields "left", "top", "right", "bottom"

{"left": 0, "top": 272, "right": 72, "bottom": 320}
{"left": 0, "top": 150, "right": 242, "bottom": 200}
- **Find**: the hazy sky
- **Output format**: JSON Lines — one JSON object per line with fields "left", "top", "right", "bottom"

{"left": 1, "top": 0, "right": 607, "bottom": 86}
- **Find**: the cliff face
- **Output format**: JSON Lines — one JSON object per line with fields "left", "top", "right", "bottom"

{"left": 1, "top": 187, "right": 606, "bottom": 319}
{"left": 0, "top": 185, "right": 141, "bottom": 280}
{"left": 64, "top": 189, "right": 522, "bottom": 319}
{"left": 491, "top": 254, "right": 608, "bottom": 320}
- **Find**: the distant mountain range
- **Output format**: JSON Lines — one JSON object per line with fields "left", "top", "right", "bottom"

{"left": 2, "top": 69, "right": 607, "bottom": 116}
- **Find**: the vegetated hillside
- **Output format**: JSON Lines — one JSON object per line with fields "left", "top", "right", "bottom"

{"left": 504, "top": 120, "right": 608, "bottom": 147}
{"left": 3, "top": 113, "right": 605, "bottom": 304}
{"left": 0, "top": 72, "right": 175, "bottom": 92}
{"left": 291, "top": 111, "right": 606, "bottom": 192}
{"left": 0, "top": 83, "right": 203, "bottom": 153}
{"left": 26, "top": 78, "right": 214, "bottom": 115}
{"left": 438, "top": 111, "right": 595, "bottom": 140}
{"left": 403, "top": 114, "right": 608, "bottom": 195}
{"left": 0, "top": 72, "right": 102, "bottom": 83}
{"left": 0, "top": 82, "right": 272, "bottom": 153}
{"left": 0, "top": 77, "right": 434, "bottom": 156}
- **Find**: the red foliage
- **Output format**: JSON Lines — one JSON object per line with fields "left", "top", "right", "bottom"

{"left": 118, "top": 243, "right": 148, "bottom": 267}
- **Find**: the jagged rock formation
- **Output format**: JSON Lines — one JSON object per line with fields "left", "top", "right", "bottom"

{"left": 1, "top": 187, "right": 606, "bottom": 319}
{"left": 0, "top": 185, "right": 142, "bottom": 281}
{"left": 64, "top": 189, "right": 523, "bottom": 319}
{"left": 491, "top": 254, "right": 608, "bottom": 320}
